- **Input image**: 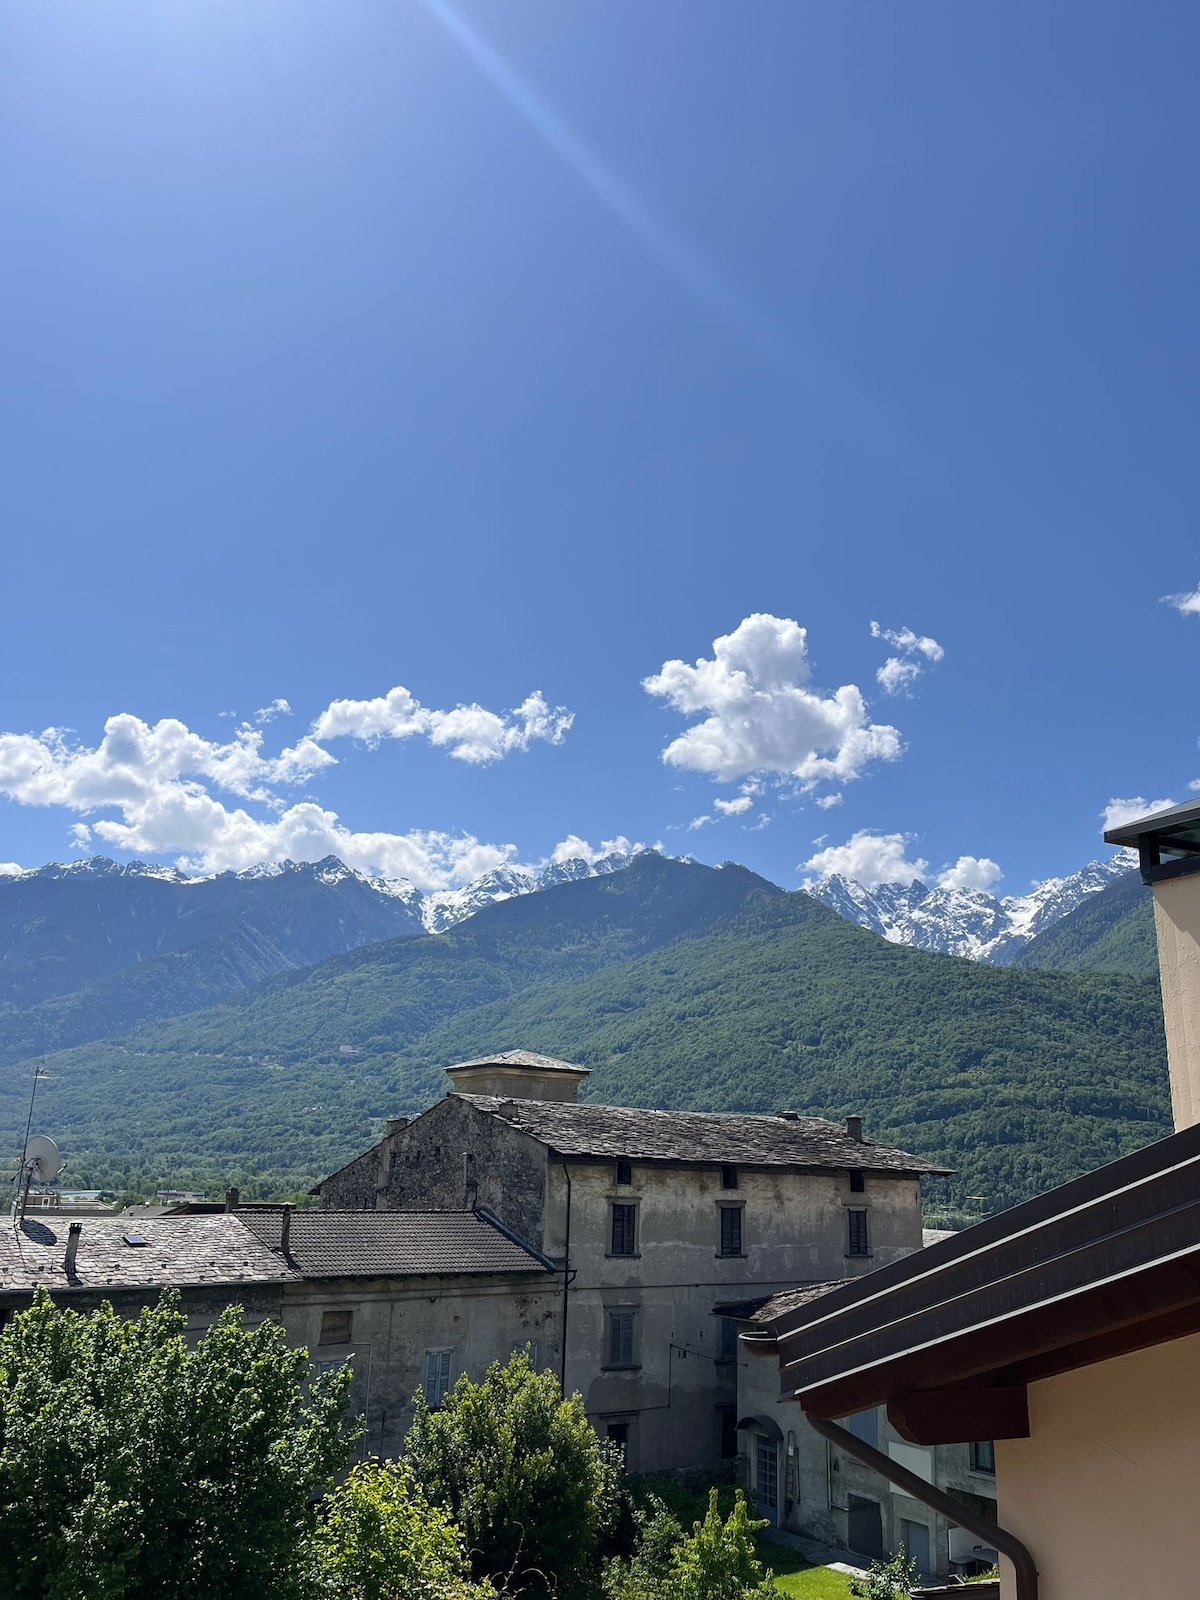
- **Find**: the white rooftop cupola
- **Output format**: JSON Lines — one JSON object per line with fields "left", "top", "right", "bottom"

{"left": 1105, "top": 800, "right": 1200, "bottom": 1130}
{"left": 444, "top": 1049, "right": 590, "bottom": 1103}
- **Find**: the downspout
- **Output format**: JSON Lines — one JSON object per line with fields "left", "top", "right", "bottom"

{"left": 559, "top": 1159, "right": 572, "bottom": 1393}
{"left": 806, "top": 1415, "right": 1038, "bottom": 1600}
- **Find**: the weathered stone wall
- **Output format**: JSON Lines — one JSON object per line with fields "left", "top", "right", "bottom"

{"left": 0, "top": 1282, "right": 285, "bottom": 1337}
{"left": 278, "top": 1273, "right": 563, "bottom": 1458}
{"left": 320, "top": 1141, "right": 387, "bottom": 1210}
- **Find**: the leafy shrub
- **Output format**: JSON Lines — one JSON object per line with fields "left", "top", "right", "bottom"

{"left": 307, "top": 1459, "right": 492, "bottom": 1600}
{"left": 0, "top": 1287, "right": 357, "bottom": 1600}
{"left": 405, "top": 1350, "right": 622, "bottom": 1599}
{"left": 605, "top": 1489, "right": 777, "bottom": 1600}
{"left": 850, "top": 1548, "right": 920, "bottom": 1599}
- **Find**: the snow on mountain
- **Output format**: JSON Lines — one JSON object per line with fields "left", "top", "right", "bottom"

{"left": 806, "top": 853, "right": 1136, "bottom": 963}
{"left": 420, "top": 849, "right": 639, "bottom": 933}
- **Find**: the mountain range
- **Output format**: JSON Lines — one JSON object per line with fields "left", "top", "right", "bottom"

{"left": 804, "top": 854, "right": 1136, "bottom": 963}
{"left": 0, "top": 852, "right": 1167, "bottom": 1218}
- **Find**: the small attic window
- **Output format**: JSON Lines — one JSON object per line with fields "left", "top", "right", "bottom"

{"left": 721, "top": 1165, "right": 739, "bottom": 1191}
{"left": 121, "top": 1233, "right": 148, "bottom": 1248}
{"left": 615, "top": 1159, "right": 633, "bottom": 1187}
{"left": 849, "top": 1170, "right": 866, "bottom": 1193}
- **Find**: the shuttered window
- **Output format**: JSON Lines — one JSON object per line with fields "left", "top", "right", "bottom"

{"left": 719, "top": 1206, "right": 744, "bottom": 1256}
{"left": 848, "top": 1209, "right": 870, "bottom": 1257}
{"left": 610, "top": 1203, "right": 637, "bottom": 1256}
{"left": 608, "top": 1310, "right": 636, "bottom": 1367}
{"left": 424, "top": 1349, "right": 452, "bottom": 1407}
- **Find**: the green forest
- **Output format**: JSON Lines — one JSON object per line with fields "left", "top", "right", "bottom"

{"left": 0, "top": 856, "right": 1168, "bottom": 1215}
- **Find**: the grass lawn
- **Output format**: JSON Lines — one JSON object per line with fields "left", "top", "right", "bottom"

{"left": 758, "top": 1539, "right": 857, "bottom": 1599}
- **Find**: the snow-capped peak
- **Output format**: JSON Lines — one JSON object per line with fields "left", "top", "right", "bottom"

{"left": 805, "top": 853, "right": 1136, "bottom": 963}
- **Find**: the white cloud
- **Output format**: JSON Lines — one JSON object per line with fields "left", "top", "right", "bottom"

{"left": 714, "top": 795, "right": 753, "bottom": 817}
{"left": 870, "top": 621, "right": 944, "bottom": 697}
{"left": 0, "top": 680, "right": 574, "bottom": 888}
{"left": 800, "top": 830, "right": 929, "bottom": 889}
{"left": 254, "top": 698, "right": 292, "bottom": 724}
{"left": 814, "top": 792, "right": 844, "bottom": 810}
{"left": 1163, "top": 587, "right": 1200, "bottom": 617}
{"left": 312, "top": 686, "right": 572, "bottom": 764}
{"left": 550, "top": 834, "right": 641, "bottom": 864}
{"left": 1102, "top": 796, "right": 1176, "bottom": 830}
{"left": 643, "top": 614, "right": 902, "bottom": 787}
{"left": 0, "top": 862, "right": 23, "bottom": 877}
{"left": 935, "top": 855, "right": 1002, "bottom": 893}
{"left": 687, "top": 814, "right": 715, "bottom": 831}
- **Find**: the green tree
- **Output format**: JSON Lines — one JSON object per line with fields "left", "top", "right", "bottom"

{"left": 0, "top": 1287, "right": 357, "bottom": 1600}
{"left": 662, "top": 1490, "right": 777, "bottom": 1600}
{"left": 405, "top": 1350, "right": 621, "bottom": 1599}
{"left": 850, "top": 1548, "right": 920, "bottom": 1600}
{"left": 308, "top": 1458, "right": 493, "bottom": 1600}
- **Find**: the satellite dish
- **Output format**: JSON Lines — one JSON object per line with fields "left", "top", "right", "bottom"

{"left": 23, "top": 1135, "right": 62, "bottom": 1185}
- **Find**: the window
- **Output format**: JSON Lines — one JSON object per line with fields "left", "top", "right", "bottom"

{"left": 721, "top": 1164, "right": 739, "bottom": 1190}
{"left": 314, "top": 1358, "right": 343, "bottom": 1377}
{"left": 754, "top": 1436, "right": 779, "bottom": 1525}
{"left": 845, "top": 1407, "right": 878, "bottom": 1449}
{"left": 607, "top": 1309, "right": 636, "bottom": 1367}
{"left": 849, "top": 1169, "right": 865, "bottom": 1193}
{"left": 847, "top": 1208, "right": 870, "bottom": 1257}
{"left": 719, "top": 1316, "right": 738, "bottom": 1362}
{"left": 424, "top": 1349, "right": 452, "bottom": 1407}
{"left": 615, "top": 1158, "right": 633, "bottom": 1186}
{"left": 610, "top": 1202, "right": 637, "bottom": 1256}
{"left": 320, "top": 1308, "right": 353, "bottom": 1346}
{"left": 606, "top": 1420, "right": 630, "bottom": 1455}
{"left": 971, "top": 1439, "right": 996, "bottom": 1475}
{"left": 512, "top": 1339, "right": 539, "bottom": 1367}
{"left": 718, "top": 1405, "right": 738, "bottom": 1459}
{"left": 719, "top": 1205, "right": 744, "bottom": 1256}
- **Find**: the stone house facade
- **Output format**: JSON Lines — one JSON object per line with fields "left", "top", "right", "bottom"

{"left": 315, "top": 1050, "right": 947, "bottom": 1473}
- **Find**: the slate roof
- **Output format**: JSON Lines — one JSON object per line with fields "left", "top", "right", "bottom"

{"left": 457, "top": 1096, "right": 949, "bottom": 1175}
{"left": 0, "top": 1213, "right": 297, "bottom": 1296}
{"left": 238, "top": 1209, "right": 553, "bottom": 1280}
{"left": 447, "top": 1050, "right": 589, "bottom": 1076}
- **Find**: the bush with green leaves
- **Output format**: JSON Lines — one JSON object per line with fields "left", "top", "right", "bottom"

{"left": 405, "top": 1350, "right": 622, "bottom": 1599}
{"left": 0, "top": 1287, "right": 357, "bottom": 1600}
{"left": 604, "top": 1489, "right": 777, "bottom": 1600}
{"left": 307, "top": 1458, "right": 493, "bottom": 1600}
{"left": 850, "top": 1548, "right": 920, "bottom": 1600}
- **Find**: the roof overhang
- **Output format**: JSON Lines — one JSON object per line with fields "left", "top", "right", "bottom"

{"left": 1104, "top": 798, "right": 1200, "bottom": 883}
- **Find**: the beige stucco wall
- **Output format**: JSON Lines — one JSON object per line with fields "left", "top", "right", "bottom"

{"left": 996, "top": 1330, "right": 1200, "bottom": 1600}
{"left": 1152, "top": 876, "right": 1200, "bottom": 1129}
{"left": 545, "top": 1160, "right": 924, "bottom": 1474}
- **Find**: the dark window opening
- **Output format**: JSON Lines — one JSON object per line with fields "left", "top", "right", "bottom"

{"left": 615, "top": 1158, "right": 633, "bottom": 1187}
{"left": 847, "top": 1209, "right": 870, "bottom": 1257}
{"left": 849, "top": 1169, "right": 865, "bottom": 1193}
{"left": 607, "top": 1310, "right": 636, "bottom": 1367}
{"left": 721, "top": 1164, "right": 739, "bottom": 1190}
{"left": 719, "top": 1205, "right": 744, "bottom": 1256}
{"left": 610, "top": 1203, "right": 637, "bottom": 1256}
{"left": 719, "top": 1316, "right": 738, "bottom": 1362}
{"left": 970, "top": 1439, "right": 996, "bottom": 1475}
{"left": 718, "top": 1406, "right": 738, "bottom": 1459}
{"left": 606, "top": 1420, "right": 630, "bottom": 1455}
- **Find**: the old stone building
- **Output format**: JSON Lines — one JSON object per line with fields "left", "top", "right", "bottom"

{"left": 238, "top": 1207, "right": 561, "bottom": 1456}
{"left": 725, "top": 1283, "right": 1000, "bottom": 1583}
{"left": 315, "top": 1049, "right": 946, "bottom": 1473}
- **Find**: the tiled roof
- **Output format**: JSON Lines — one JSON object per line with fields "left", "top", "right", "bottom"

{"left": 238, "top": 1209, "right": 552, "bottom": 1280}
{"left": 457, "top": 1096, "right": 949, "bottom": 1175}
{"left": 0, "top": 1214, "right": 297, "bottom": 1296}
{"left": 448, "top": 1050, "right": 589, "bottom": 1075}
{"left": 735, "top": 1281, "right": 849, "bottom": 1325}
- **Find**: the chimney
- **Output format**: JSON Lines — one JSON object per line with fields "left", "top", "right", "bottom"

{"left": 386, "top": 1117, "right": 409, "bottom": 1137}
{"left": 845, "top": 1115, "right": 864, "bottom": 1143}
{"left": 776, "top": 1109, "right": 800, "bottom": 1120}
{"left": 1105, "top": 802, "right": 1200, "bottom": 1130}
{"left": 224, "top": 1186, "right": 240, "bottom": 1213}
{"left": 64, "top": 1220, "right": 82, "bottom": 1275}
{"left": 280, "top": 1204, "right": 292, "bottom": 1258}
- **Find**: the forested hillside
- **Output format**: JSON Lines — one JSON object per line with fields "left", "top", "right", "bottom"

{"left": 1013, "top": 868, "right": 1156, "bottom": 976}
{"left": 1, "top": 855, "right": 1168, "bottom": 1214}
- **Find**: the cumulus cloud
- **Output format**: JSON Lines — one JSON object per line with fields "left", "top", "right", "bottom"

{"left": 254, "top": 698, "right": 292, "bottom": 724}
{"left": 313, "top": 686, "right": 572, "bottom": 764}
{"left": 0, "top": 862, "right": 23, "bottom": 877}
{"left": 1102, "top": 796, "right": 1176, "bottom": 830}
{"left": 643, "top": 614, "right": 902, "bottom": 789}
{"left": 801, "top": 830, "right": 930, "bottom": 888}
{"left": 814, "top": 792, "right": 844, "bottom": 810}
{"left": 714, "top": 795, "right": 753, "bottom": 817}
{"left": 935, "top": 854, "right": 1002, "bottom": 893}
{"left": 550, "top": 834, "right": 641, "bottom": 864}
{"left": 870, "top": 621, "right": 944, "bottom": 697}
{"left": 1163, "top": 587, "right": 1200, "bottom": 617}
{"left": 0, "top": 679, "right": 575, "bottom": 887}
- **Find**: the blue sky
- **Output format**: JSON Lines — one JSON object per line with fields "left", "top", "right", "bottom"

{"left": 2, "top": 0, "right": 1199, "bottom": 896}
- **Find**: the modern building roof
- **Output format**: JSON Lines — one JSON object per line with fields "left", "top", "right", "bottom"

{"left": 0, "top": 1213, "right": 297, "bottom": 1297}
{"left": 760, "top": 1118, "right": 1200, "bottom": 1423}
{"left": 238, "top": 1209, "right": 553, "bottom": 1280}
{"left": 1104, "top": 799, "right": 1200, "bottom": 882}
{"left": 456, "top": 1095, "right": 950, "bottom": 1175}
{"left": 446, "top": 1050, "right": 590, "bottom": 1077}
